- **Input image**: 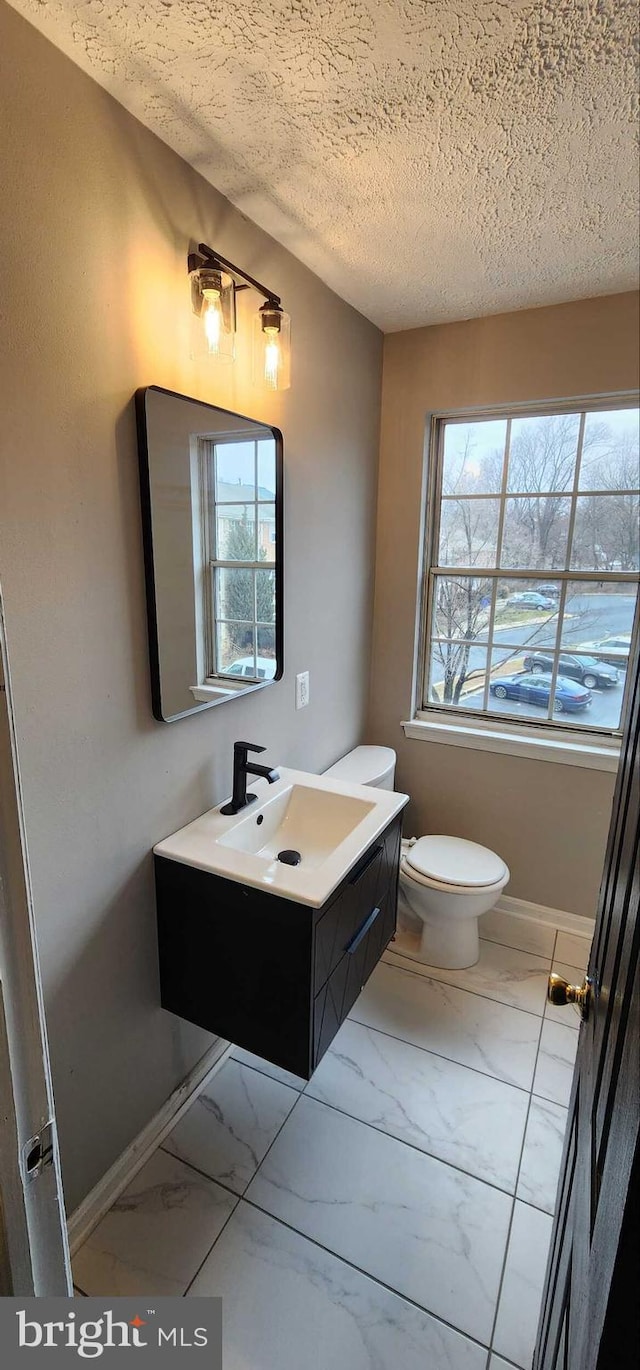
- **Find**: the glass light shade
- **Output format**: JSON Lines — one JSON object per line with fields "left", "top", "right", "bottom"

{"left": 190, "top": 267, "right": 236, "bottom": 362}
{"left": 252, "top": 303, "right": 291, "bottom": 391}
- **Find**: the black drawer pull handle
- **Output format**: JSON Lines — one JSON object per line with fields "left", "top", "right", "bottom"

{"left": 349, "top": 844, "right": 383, "bottom": 886}
{"left": 347, "top": 906, "right": 381, "bottom": 955}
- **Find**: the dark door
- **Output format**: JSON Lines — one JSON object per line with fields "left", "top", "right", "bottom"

{"left": 534, "top": 633, "right": 639, "bottom": 1369}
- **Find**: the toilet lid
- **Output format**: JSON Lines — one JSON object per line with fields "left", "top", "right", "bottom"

{"left": 406, "top": 836, "right": 508, "bottom": 888}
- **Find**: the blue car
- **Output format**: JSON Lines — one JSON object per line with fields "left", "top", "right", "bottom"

{"left": 490, "top": 672, "right": 592, "bottom": 713}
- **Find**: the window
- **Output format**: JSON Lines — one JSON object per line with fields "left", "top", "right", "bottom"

{"left": 200, "top": 434, "right": 277, "bottom": 682}
{"left": 419, "top": 401, "right": 639, "bottom": 742}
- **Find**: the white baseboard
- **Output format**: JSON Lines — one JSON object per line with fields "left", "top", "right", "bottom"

{"left": 67, "top": 1038, "right": 233, "bottom": 1255}
{"left": 494, "top": 894, "right": 595, "bottom": 939}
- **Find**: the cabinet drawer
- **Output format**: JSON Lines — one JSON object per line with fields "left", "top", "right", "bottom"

{"left": 312, "top": 886, "right": 396, "bottom": 1066}
{"left": 314, "top": 840, "right": 384, "bottom": 994}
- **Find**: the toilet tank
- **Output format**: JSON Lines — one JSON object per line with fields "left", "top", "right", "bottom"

{"left": 323, "top": 745, "right": 396, "bottom": 790}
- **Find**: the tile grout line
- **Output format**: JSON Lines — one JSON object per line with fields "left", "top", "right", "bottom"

{"left": 388, "top": 940, "right": 553, "bottom": 983}
{"left": 532, "top": 1086, "right": 575, "bottom": 1107}
{"left": 443, "top": 931, "right": 558, "bottom": 959}
{"left": 394, "top": 929, "right": 557, "bottom": 960}
{"left": 477, "top": 934, "right": 557, "bottom": 956}
{"left": 181, "top": 1089, "right": 306, "bottom": 1297}
{"left": 382, "top": 952, "right": 553, "bottom": 1018}
{"left": 237, "top": 1024, "right": 537, "bottom": 1096}
{"left": 75, "top": 1136, "right": 242, "bottom": 1300}
{"left": 514, "top": 933, "right": 559, "bottom": 1207}
{"left": 181, "top": 1194, "right": 239, "bottom": 1298}
{"left": 204, "top": 1056, "right": 303, "bottom": 1099}
{"left": 297, "top": 1090, "right": 523, "bottom": 1199}
{"left": 229, "top": 1055, "right": 306, "bottom": 1091}
{"left": 158, "top": 1144, "right": 245, "bottom": 1198}
{"left": 486, "top": 928, "right": 557, "bottom": 1365}
{"left": 74, "top": 1134, "right": 532, "bottom": 1359}
{"left": 160, "top": 1087, "right": 568, "bottom": 1223}
{"left": 234, "top": 1191, "right": 494, "bottom": 1358}
{"left": 348, "top": 1010, "right": 539, "bottom": 1093}
{"left": 160, "top": 1079, "right": 526, "bottom": 1339}
{"left": 167, "top": 1072, "right": 557, "bottom": 1351}
{"left": 532, "top": 946, "right": 582, "bottom": 1109}
{"left": 161, "top": 1057, "right": 303, "bottom": 1178}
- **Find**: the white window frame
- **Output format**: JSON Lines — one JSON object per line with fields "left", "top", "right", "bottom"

{"left": 403, "top": 394, "right": 639, "bottom": 771}
{"left": 188, "top": 431, "right": 277, "bottom": 703}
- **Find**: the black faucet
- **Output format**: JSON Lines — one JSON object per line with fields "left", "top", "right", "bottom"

{"left": 220, "top": 741, "right": 280, "bottom": 815}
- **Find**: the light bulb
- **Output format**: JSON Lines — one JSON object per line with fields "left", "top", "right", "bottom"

{"left": 253, "top": 301, "right": 291, "bottom": 390}
{"left": 263, "top": 330, "right": 281, "bottom": 389}
{"left": 202, "top": 289, "right": 223, "bottom": 354}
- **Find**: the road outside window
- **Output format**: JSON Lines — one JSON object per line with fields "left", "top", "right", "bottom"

{"left": 422, "top": 403, "right": 639, "bottom": 735}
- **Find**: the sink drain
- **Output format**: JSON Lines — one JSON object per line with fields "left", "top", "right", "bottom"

{"left": 277, "top": 849, "right": 302, "bottom": 866}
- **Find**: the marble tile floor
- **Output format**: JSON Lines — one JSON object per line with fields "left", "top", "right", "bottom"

{"left": 74, "top": 909, "right": 591, "bottom": 1370}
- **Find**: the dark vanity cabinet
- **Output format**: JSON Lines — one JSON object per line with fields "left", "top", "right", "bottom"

{"left": 155, "top": 813, "right": 402, "bottom": 1079}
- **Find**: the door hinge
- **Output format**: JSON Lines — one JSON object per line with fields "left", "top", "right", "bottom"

{"left": 21, "top": 1121, "right": 55, "bottom": 1184}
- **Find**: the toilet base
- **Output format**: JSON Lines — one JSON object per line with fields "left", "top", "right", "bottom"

{"left": 417, "top": 914, "right": 480, "bottom": 970}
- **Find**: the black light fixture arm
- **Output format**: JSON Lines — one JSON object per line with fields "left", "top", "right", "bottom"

{"left": 188, "top": 243, "right": 282, "bottom": 307}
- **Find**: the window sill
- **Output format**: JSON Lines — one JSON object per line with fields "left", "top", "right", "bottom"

{"left": 401, "top": 714, "right": 621, "bottom": 771}
{"left": 189, "top": 679, "right": 267, "bottom": 703}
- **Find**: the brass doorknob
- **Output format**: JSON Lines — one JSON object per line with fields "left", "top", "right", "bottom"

{"left": 548, "top": 972, "right": 591, "bottom": 1019}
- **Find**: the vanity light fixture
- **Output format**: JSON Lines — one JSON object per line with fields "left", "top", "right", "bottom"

{"left": 188, "top": 244, "right": 291, "bottom": 390}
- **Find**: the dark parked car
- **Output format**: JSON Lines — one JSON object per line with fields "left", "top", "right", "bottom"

{"left": 489, "top": 673, "right": 592, "bottom": 713}
{"left": 522, "top": 652, "right": 619, "bottom": 689}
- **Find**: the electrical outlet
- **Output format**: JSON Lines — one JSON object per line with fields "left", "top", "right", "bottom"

{"left": 296, "top": 671, "right": 310, "bottom": 709}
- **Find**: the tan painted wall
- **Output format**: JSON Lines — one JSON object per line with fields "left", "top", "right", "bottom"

{"left": 0, "top": 3, "right": 382, "bottom": 1211}
{"left": 369, "top": 293, "right": 640, "bottom": 917}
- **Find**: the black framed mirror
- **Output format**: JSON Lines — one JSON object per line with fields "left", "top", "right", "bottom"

{"left": 136, "top": 386, "right": 283, "bottom": 722}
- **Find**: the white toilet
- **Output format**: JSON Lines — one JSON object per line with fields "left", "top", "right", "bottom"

{"left": 324, "top": 746, "right": 509, "bottom": 970}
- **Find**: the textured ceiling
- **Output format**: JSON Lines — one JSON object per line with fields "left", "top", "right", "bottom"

{"left": 7, "top": 0, "right": 639, "bottom": 330}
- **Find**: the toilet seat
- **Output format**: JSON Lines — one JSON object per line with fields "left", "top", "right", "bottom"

{"left": 403, "top": 836, "right": 508, "bottom": 890}
{"left": 400, "top": 863, "right": 508, "bottom": 896}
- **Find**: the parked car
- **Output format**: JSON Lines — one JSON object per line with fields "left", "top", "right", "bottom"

{"left": 489, "top": 672, "right": 592, "bottom": 713}
{"left": 222, "top": 655, "right": 276, "bottom": 680}
{"left": 577, "top": 635, "right": 631, "bottom": 668}
{"left": 522, "top": 652, "right": 619, "bottom": 689}
{"left": 506, "top": 591, "right": 556, "bottom": 611}
{"left": 534, "top": 583, "right": 560, "bottom": 598}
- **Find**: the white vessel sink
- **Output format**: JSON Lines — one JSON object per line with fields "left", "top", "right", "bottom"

{"left": 154, "top": 767, "right": 409, "bottom": 907}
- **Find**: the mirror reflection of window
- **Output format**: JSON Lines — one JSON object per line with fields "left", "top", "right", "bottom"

{"left": 137, "top": 387, "right": 282, "bottom": 720}
{"left": 203, "top": 435, "right": 277, "bottom": 681}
